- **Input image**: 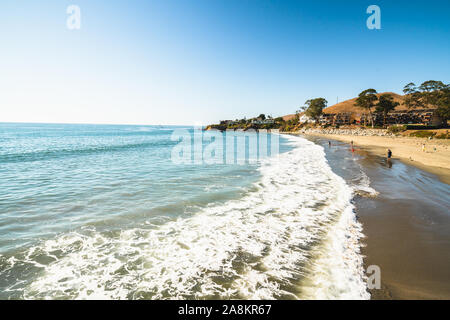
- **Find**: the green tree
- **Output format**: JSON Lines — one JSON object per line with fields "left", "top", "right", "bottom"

{"left": 355, "top": 89, "right": 378, "bottom": 127}
{"left": 258, "top": 114, "right": 266, "bottom": 120}
{"left": 404, "top": 80, "right": 449, "bottom": 124}
{"left": 376, "top": 94, "right": 399, "bottom": 127}
{"left": 419, "top": 80, "right": 446, "bottom": 93}
{"left": 403, "top": 82, "right": 417, "bottom": 95}
{"left": 419, "top": 80, "right": 446, "bottom": 106}
{"left": 425, "top": 82, "right": 450, "bottom": 123}
{"left": 436, "top": 88, "right": 450, "bottom": 123}
{"left": 298, "top": 106, "right": 307, "bottom": 113}
{"left": 304, "top": 98, "right": 327, "bottom": 123}
{"left": 402, "top": 82, "right": 424, "bottom": 109}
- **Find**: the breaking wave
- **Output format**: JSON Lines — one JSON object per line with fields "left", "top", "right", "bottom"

{"left": 1, "top": 135, "right": 370, "bottom": 300}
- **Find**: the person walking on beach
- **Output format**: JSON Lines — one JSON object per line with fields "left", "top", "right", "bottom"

{"left": 350, "top": 140, "right": 354, "bottom": 152}
{"left": 422, "top": 143, "right": 426, "bottom": 152}
{"left": 387, "top": 149, "right": 392, "bottom": 160}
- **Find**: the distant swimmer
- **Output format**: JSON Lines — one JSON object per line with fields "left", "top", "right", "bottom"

{"left": 328, "top": 141, "right": 331, "bottom": 147}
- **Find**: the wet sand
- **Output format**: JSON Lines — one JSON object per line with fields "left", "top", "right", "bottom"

{"left": 306, "top": 136, "right": 450, "bottom": 300}
{"left": 303, "top": 133, "right": 450, "bottom": 185}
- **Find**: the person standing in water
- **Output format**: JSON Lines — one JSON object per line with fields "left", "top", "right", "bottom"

{"left": 350, "top": 140, "right": 354, "bottom": 152}
{"left": 328, "top": 141, "right": 331, "bottom": 147}
{"left": 387, "top": 149, "right": 393, "bottom": 168}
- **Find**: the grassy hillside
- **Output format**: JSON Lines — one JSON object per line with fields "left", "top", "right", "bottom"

{"left": 322, "top": 92, "right": 406, "bottom": 114}
{"left": 281, "top": 92, "right": 439, "bottom": 120}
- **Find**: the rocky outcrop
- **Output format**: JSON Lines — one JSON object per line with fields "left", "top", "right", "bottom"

{"left": 298, "top": 128, "right": 394, "bottom": 137}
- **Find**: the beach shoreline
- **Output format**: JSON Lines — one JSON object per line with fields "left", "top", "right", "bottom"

{"left": 302, "top": 134, "right": 450, "bottom": 300}
{"left": 290, "top": 132, "right": 450, "bottom": 185}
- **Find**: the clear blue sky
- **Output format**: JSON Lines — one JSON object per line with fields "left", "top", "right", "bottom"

{"left": 1, "top": 0, "right": 449, "bottom": 125}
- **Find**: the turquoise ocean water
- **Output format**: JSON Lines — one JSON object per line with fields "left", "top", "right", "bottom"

{"left": 0, "top": 123, "right": 370, "bottom": 299}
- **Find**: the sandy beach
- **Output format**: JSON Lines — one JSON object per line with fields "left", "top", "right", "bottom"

{"left": 304, "top": 135, "right": 450, "bottom": 300}
{"left": 303, "top": 133, "right": 450, "bottom": 185}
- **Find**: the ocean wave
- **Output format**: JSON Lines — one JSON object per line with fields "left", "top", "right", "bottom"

{"left": 1, "top": 135, "right": 369, "bottom": 300}
{"left": 350, "top": 168, "right": 379, "bottom": 198}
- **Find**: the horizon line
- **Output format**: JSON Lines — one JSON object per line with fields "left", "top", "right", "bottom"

{"left": 0, "top": 121, "right": 199, "bottom": 127}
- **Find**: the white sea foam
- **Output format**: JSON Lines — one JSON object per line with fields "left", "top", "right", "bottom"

{"left": 17, "top": 135, "right": 369, "bottom": 300}
{"left": 351, "top": 168, "right": 379, "bottom": 197}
